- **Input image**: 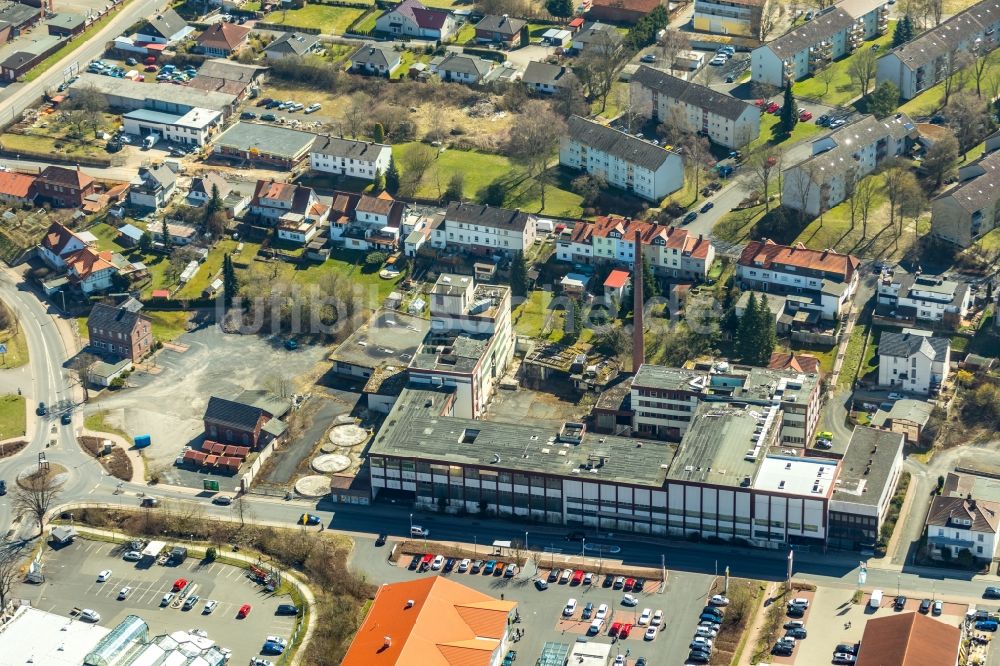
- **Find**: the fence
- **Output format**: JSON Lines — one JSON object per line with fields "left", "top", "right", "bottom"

{"left": 0, "top": 144, "right": 117, "bottom": 168}
{"left": 255, "top": 22, "right": 321, "bottom": 34}
{"left": 240, "top": 439, "right": 278, "bottom": 491}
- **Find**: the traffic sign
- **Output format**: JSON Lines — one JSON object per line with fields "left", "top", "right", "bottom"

{"left": 0, "top": 344, "right": 7, "bottom": 354}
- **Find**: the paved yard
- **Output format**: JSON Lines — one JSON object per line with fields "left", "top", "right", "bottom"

{"left": 18, "top": 538, "right": 299, "bottom": 665}
{"left": 348, "top": 535, "right": 715, "bottom": 665}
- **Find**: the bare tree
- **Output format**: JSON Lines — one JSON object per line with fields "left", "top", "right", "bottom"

{"left": 922, "top": 133, "right": 959, "bottom": 187}
{"left": 785, "top": 163, "right": 818, "bottom": 223}
{"left": 856, "top": 172, "right": 878, "bottom": 240}
{"left": 744, "top": 146, "right": 783, "bottom": 212}
{"left": 882, "top": 162, "right": 912, "bottom": 242}
{"left": 506, "top": 100, "right": 567, "bottom": 210}
{"left": 551, "top": 77, "right": 588, "bottom": 118}
{"left": 231, "top": 495, "right": 254, "bottom": 528}
{"left": 845, "top": 165, "right": 861, "bottom": 230}
{"left": 399, "top": 143, "right": 437, "bottom": 196}
{"left": 759, "top": 0, "right": 782, "bottom": 41}
{"left": 68, "top": 352, "right": 99, "bottom": 402}
{"left": 342, "top": 92, "right": 368, "bottom": 139}
{"left": 13, "top": 473, "right": 64, "bottom": 537}
{"left": 817, "top": 65, "right": 837, "bottom": 96}
{"left": 0, "top": 543, "right": 23, "bottom": 611}
{"left": 848, "top": 48, "right": 878, "bottom": 98}
{"left": 972, "top": 42, "right": 993, "bottom": 98}
{"left": 948, "top": 91, "right": 992, "bottom": 157}
{"left": 942, "top": 46, "right": 972, "bottom": 107}
{"left": 577, "top": 33, "right": 630, "bottom": 113}
{"left": 681, "top": 132, "right": 713, "bottom": 203}
{"left": 63, "top": 85, "right": 107, "bottom": 138}
{"left": 658, "top": 29, "right": 689, "bottom": 71}
{"left": 919, "top": 0, "right": 943, "bottom": 26}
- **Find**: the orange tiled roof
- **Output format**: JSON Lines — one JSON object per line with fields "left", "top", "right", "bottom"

{"left": 196, "top": 22, "right": 250, "bottom": 51}
{"left": 604, "top": 269, "right": 630, "bottom": 289}
{"left": 65, "top": 247, "right": 114, "bottom": 278}
{"left": 342, "top": 576, "right": 516, "bottom": 666}
{"left": 768, "top": 352, "right": 821, "bottom": 375}
{"left": 571, "top": 215, "right": 712, "bottom": 259}
{"left": 41, "top": 221, "right": 84, "bottom": 255}
{"left": 739, "top": 239, "right": 859, "bottom": 281}
{"left": 856, "top": 612, "right": 960, "bottom": 666}
{"left": 0, "top": 171, "right": 34, "bottom": 198}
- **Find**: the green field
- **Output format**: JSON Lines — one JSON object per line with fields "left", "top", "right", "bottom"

{"left": 751, "top": 111, "right": 824, "bottom": 149}
{"left": 146, "top": 311, "right": 192, "bottom": 342}
{"left": 84, "top": 410, "right": 132, "bottom": 444}
{"left": 792, "top": 25, "right": 895, "bottom": 107}
{"left": 268, "top": 4, "right": 367, "bottom": 34}
{"left": 899, "top": 50, "right": 1000, "bottom": 117}
{"left": 394, "top": 142, "right": 585, "bottom": 217}
{"left": 0, "top": 320, "right": 28, "bottom": 370}
{"left": 0, "top": 133, "right": 105, "bottom": 161}
{"left": 0, "top": 394, "right": 25, "bottom": 441}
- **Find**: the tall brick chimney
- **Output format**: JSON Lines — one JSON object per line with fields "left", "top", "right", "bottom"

{"left": 632, "top": 228, "right": 644, "bottom": 374}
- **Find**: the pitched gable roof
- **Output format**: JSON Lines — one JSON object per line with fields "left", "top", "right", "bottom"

{"left": 65, "top": 247, "right": 115, "bottom": 278}
{"left": 475, "top": 14, "right": 526, "bottom": 35}
{"left": 204, "top": 396, "right": 266, "bottom": 431}
{"left": 196, "top": 22, "right": 250, "bottom": 51}
{"left": 437, "top": 52, "right": 493, "bottom": 78}
{"left": 252, "top": 180, "right": 316, "bottom": 214}
{"left": 926, "top": 495, "right": 1000, "bottom": 533}
{"left": 856, "top": 612, "right": 960, "bottom": 666}
{"left": 566, "top": 115, "right": 674, "bottom": 172}
{"left": 445, "top": 202, "right": 531, "bottom": 232}
{"left": 342, "top": 577, "right": 516, "bottom": 666}
{"left": 311, "top": 135, "right": 390, "bottom": 161}
{"left": 88, "top": 298, "right": 149, "bottom": 336}
{"left": 190, "top": 172, "right": 231, "bottom": 199}
{"left": 0, "top": 171, "right": 35, "bottom": 199}
{"left": 265, "top": 31, "right": 319, "bottom": 55}
{"left": 631, "top": 65, "right": 755, "bottom": 121}
{"left": 391, "top": 0, "right": 451, "bottom": 30}
{"left": 39, "top": 165, "right": 94, "bottom": 189}
{"left": 879, "top": 330, "right": 949, "bottom": 362}
{"left": 765, "top": 8, "right": 855, "bottom": 58}
{"left": 573, "top": 215, "right": 713, "bottom": 259}
{"left": 142, "top": 8, "right": 187, "bottom": 39}
{"left": 768, "top": 352, "right": 821, "bottom": 375}
{"left": 522, "top": 61, "right": 576, "bottom": 87}
{"left": 41, "top": 221, "right": 85, "bottom": 256}
{"left": 349, "top": 42, "right": 399, "bottom": 68}
{"left": 738, "top": 239, "right": 859, "bottom": 282}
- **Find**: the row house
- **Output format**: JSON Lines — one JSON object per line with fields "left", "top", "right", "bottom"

{"left": 250, "top": 180, "right": 329, "bottom": 245}
{"left": 560, "top": 115, "right": 683, "bottom": 202}
{"left": 630, "top": 65, "right": 760, "bottom": 149}
{"left": 556, "top": 215, "right": 716, "bottom": 281}
{"left": 877, "top": 0, "right": 1000, "bottom": 100}
{"left": 430, "top": 202, "right": 537, "bottom": 255}
{"left": 736, "top": 239, "right": 860, "bottom": 320}
{"left": 309, "top": 135, "right": 392, "bottom": 182}
{"left": 782, "top": 113, "right": 916, "bottom": 217}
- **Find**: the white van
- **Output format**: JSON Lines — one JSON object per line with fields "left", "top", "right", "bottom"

{"left": 870, "top": 589, "right": 883, "bottom": 609}
{"left": 588, "top": 618, "right": 604, "bottom": 635}
{"left": 410, "top": 526, "right": 429, "bottom": 537}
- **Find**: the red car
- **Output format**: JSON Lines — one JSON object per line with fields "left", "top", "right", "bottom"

{"left": 419, "top": 554, "right": 434, "bottom": 571}
{"left": 755, "top": 99, "right": 767, "bottom": 107}
{"left": 623, "top": 577, "right": 636, "bottom": 591}
{"left": 144, "top": 65, "right": 157, "bottom": 72}
{"left": 620, "top": 623, "right": 633, "bottom": 639}
{"left": 609, "top": 622, "right": 623, "bottom": 637}
{"left": 799, "top": 110, "right": 813, "bottom": 121}
{"left": 571, "top": 570, "right": 585, "bottom": 585}
{"left": 237, "top": 603, "right": 252, "bottom": 618}
{"left": 172, "top": 578, "right": 188, "bottom": 592}
{"left": 765, "top": 102, "right": 780, "bottom": 113}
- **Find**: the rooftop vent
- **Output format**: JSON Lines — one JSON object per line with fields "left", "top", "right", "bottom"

{"left": 405, "top": 600, "right": 414, "bottom": 608}
{"left": 460, "top": 429, "right": 480, "bottom": 444}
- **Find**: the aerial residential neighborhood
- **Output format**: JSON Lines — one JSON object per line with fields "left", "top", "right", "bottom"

{"left": 0, "top": 0, "right": 997, "bottom": 663}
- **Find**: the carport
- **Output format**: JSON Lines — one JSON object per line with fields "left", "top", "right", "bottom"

{"left": 140, "top": 540, "right": 165, "bottom": 564}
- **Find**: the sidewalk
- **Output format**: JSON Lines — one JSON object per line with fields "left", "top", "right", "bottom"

{"left": 78, "top": 427, "right": 147, "bottom": 483}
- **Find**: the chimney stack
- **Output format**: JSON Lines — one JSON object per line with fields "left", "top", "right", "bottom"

{"left": 632, "top": 228, "right": 644, "bottom": 374}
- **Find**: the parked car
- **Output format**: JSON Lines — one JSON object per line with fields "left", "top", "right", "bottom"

{"left": 304, "top": 103, "right": 321, "bottom": 114}
{"left": 261, "top": 113, "right": 277, "bottom": 122}
{"left": 36, "top": 402, "right": 47, "bottom": 416}
{"left": 563, "top": 598, "right": 577, "bottom": 616}
{"left": 633, "top": 577, "right": 646, "bottom": 592}
{"left": 298, "top": 513, "right": 321, "bottom": 526}
{"left": 237, "top": 603, "right": 252, "bottom": 618}
{"left": 651, "top": 609, "right": 663, "bottom": 626}
{"left": 888, "top": 392, "right": 904, "bottom": 400}
{"left": 118, "top": 587, "right": 131, "bottom": 600}
{"left": 986, "top": 586, "right": 1000, "bottom": 599}
{"left": 894, "top": 595, "right": 907, "bottom": 610}
{"left": 408, "top": 555, "right": 421, "bottom": 570}
{"left": 609, "top": 621, "right": 622, "bottom": 637}
{"left": 976, "top": 619, "right": 999, "bottom": 631}
{"left": 603, "top": 574, "right": 614, "bottom": 588}
{"left": 560, "top": 569, "right": 572, "bottom": 584}
{"left": 622, "top": 594, "right": 638, "bottom": 607}
{"left": 79, "top": 609, "right": 100, "bottom": 622}
{"left": 919, "top": 598, "right": 932, "bottom": 613}
{"left": 690, "top": 637, "right": 713, "bottom": 651}
{"left": 471, "top": 560, "right": 484, "bottom": 573}
{"left": 504, "top": 565, "right": 518, "bottom": 578}
{"left": 535, "top": 578, "right": 548, "bottom": 590}
{"left": 688, "top": 650, "right": 710, "bottom": 663}
{"left": 583, "top": 572, "right": 594, "bottom": 585}
{"left": 710, "top": 595, "right": 729, "bottom": 606}
{"left": 493, "top": 562, "right": 506, "bottom": 576}
{"left": 203, "top": 600, "right": 218, "bottom": 614}
{"left": 765, "top": 102, "right": 779, "bottom": 113}
{"left": 799, "top": 110, "right": 813, "bottom": 121}
{"left": 123, "top": 551, "right": 141, "bottom": 562}
{"left": 571, "top": 570, "right": 585, "bottom": 585}
{"left": 829, "top": 118, "right": 846, "bottom": 128}
{"left": 256, "top": 97, "right": 273, "bottom": 107}
{"left": 835, "top": 643, "right": 858, "bottom": 655}
{"left": 582, "top": 602, "right": 594, "bottom": 620}
{"left": 457, "top": 558, "right": 470, "bottom": 572}
{"left": 644, "top": 625, "right": 657, "bottom": 640}
{"left": 933, "top": 599, "right": 943, "bottom": 615}
{"left": 183, "top": 594, "right": 200, "bottom": 610}
{"left": 161, "top": 592, "right": 175, "bottom": 606}
{"left": 696, "top": 625, "right": 718, "bottom": 638}
{"left": 212, "top": 496, "right": 233, "bottom": 505}
{"left": 833, "top": 653, "right": 857, "bottom": 664}
{"left": 97, "top": 570, "right": 112, "bottom": 582}
{"left": 431, "top": 555, "right": 445, "bottom": 570}
{"left": 240, "top": 111, "right": 257, "bottom": 120}
{"left": 443, "top": 558, "right": 455, "bottom": 572}
{"left": 640, "top": 54, "right": 657, "bottom": 63}
{"left": 548, "top": 568, "right": 561, "bottom": 583}
{"left": 786, "top": 627, "right": 807, "bottom": 639}
{"left": 619, "top": 623, "right": 633, "bottom": 639}
{"left": 682, "top": 211, "right": 697, "bottom": 224}
{"left": 623, "top": 577, "right": 635, "bottom": 591}
{"left": 784, "top": 620, "right": 804, "bottom": 630}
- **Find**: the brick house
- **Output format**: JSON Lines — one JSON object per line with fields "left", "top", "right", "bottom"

{"left": 195, "top": 22, "right": 251, "bottom": 57}
{"left": 203, "top": 394, "right": 289, "bottom": 449}
{"left": 86, "top": 297, "right": 153, "bottom": 362}
{"left": 36, "top": 165, "right": 96, "bottom": 208}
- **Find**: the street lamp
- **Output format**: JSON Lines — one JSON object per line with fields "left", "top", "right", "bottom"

{"left": 409, "top": 513, "right": 413, "bottom": 532}
{"left": 582, "top": 537, "right": 586, "bottom": 559}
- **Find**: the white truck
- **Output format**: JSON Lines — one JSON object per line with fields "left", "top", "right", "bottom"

{"left": 869, "top": 589, "right": 883, "bottom": 609}
{"left": 142, "top": 132, "right": 160, "bottom": 150}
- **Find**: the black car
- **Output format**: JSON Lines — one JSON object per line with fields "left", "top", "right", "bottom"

{"left": 375, "top": 533, "right": 387, "bottom": 547}
{"left": 266, "top": 100, "right": 282, "bottom": 109}
{"left": 682, "top": 211, "right": 698, "bottom": 224}
{"left": 603, "top": 574, "right": 614, "bottom": 588}
{"left": 772, "top": 644, "right": 793, "bottom": 656}
{"left": 106, "top": 140, "right": 122, "bottom": 153}
{"left": 276, "top": 604, "right": 299, "bottom": 616}
{"left": 61, "top": 411, "right": 72, "bottom": 425}
{"left": 581, "top": 602, "right": 594, "bottom": 620}
{"left": 36, "top": 402, "right": 47, "bottom": 416}
{"left": 894, "top": 595, "right": 906, "bottom": 610}
{"left": 786, "top": 605, "right": 805, "bottom": 618}
{"left": 688, "top": 651, "right": 710, "bottom": 664}
{"left": 261, "top": 113, "right": 277, "bottom": 122}
{"left": 0, "top": 480, "right": 6, "bottom": 496}
{"left": 702, "top": 607, "right": 723, "bottom": 619}
{"left": 240, "top": 111, "right": 257, "bottom": 120}
{"left": 817, "top": 114, "right": 831, "bottom": 126}
{"left": 566, "top": 531, "right": 585, "bottom": 541}
{"left": 256, "top": 97, "right": 273, "bottom": 107}
{"left": 985, "top": 586, "right": 1000, "bottom": 599}
{"left": 534, "top": 579, "right": 548, "bottom": 591}
{"left": 408, "top": 555, "right": 421, "bottom": 570}
{"left": 919, "top": 598, "right": 932, "bottom": 613}
{"left": 786, "top": 627, "right": 807, "bottom": 639}
{"left": 700, "top": 202, "right": 715, "bottom": 214}
{"left": 633, "top": 578, "right": 645, "bottom": 592}
{"left": 443, "top": 558, "right": 455, "bottom": 572}
{"left": 835, "top": 643, "right": 859, "bottom": 655}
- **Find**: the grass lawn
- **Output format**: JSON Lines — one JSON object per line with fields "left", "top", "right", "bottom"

{"left": 176, "top": 239, "right": 242, "bottom": 299}
{"left": 838, "top": 321, "right": 869, "bottom": 389}
{"left": 899, "top": 49, "right": 1000, "bottom": 117}
{"left": 713, "top": 204, "right": 767, "bottom": 243}
{"left": 860, "top": 327, "right": 881, "bottom": 382}
{"left": 352, "top": 9, "right": 379, "bottom": 34}
{"left": 0, "top": 321, "right": 28, "bottom": 370}
{"left": 146, "top": 311, "right": 192, "bottom": 342}
{"left": 977, "top": 227, "right": 1000, "bottom": 251}
{"left": 265, "top": 247, "right": 403, "bottom": 309}
{"left": 451, "top": 22, "right": 476, "bottom": 44}
{"left": 0, "top": 395, "right": 25, "bottom": 441}
{"left": 88, "top": 222, "right": 131, "bottom": 254}
{"left": 24, "top": 2, "right": 132, "bottom": 82}
{"left": 390, "top": 50, "right": 431, "bottom": 79}
{"left": 513, "top": 290, "right": 553, "bottom": 338}
{"left": 84, "top": 410, "right": 132, "bottom": 445}
{"left": 590, "top": 81, "right": 629, "bottom": 121}
{"left": 792, "top": 26, "right": 895, "bottom": 107}
{"left": 393, "top": 142, "right": 584, "bottom": 217}
{"left": 0, "top": 133, "right": 105, "bottom": 160}
{"left": 268, "top": 4, "right": 366, "bottom": 34}
{"left": 751, "top": 112, "right": 824, "bottom": 149}
{"left": 785, "top": 343, "right": 837, "bottom": 374}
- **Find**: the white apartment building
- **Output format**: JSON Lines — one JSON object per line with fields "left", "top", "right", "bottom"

{"left": 876, "top": 270, "right": 972, "bottom": 326}
{"left": 560, "top": 115, "right": 683, "bottom": 202}
{"left": 736, "top": 239, "right": 860, "bottom": 320}
{"left": 752, "top": 0, "right": 889, "bottom": 87}
{"left": 430, "top": 202, "right": 536, "bottom": 255}
{"left": 876, "top": 0, "right": 1000, "bottom": 100}
{"left": 408, "top": 274, "right": 514, "bottom": 419}
{"left": 926, "top": 494, "right": 1000, "bottom": 562}
{"left": 556, "top": 215, "right": 716, "bottom": 281}
{"left": 121, "top": 107, "right": 223, "bottom": 147}
{"left": 309, "top": 136, "right": 392, "bottom": 182}
{"left": 782, "top": 113, "right": 916, "bottom": 217}
{"left": 630, "top": 66, "right": 760, "bottom": 149}
{"left": 878, "top": 329, "right": 951, "bottom": 395}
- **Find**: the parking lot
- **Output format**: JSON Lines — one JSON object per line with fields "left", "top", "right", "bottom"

{"left": 348, "top": 536, "right": 718, "bottom": 665}
{"left": 17, "top": 538, "right": 299, "bottom": 665}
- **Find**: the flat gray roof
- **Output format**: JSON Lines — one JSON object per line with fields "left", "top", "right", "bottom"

{"left": 410, "top": 334, "right": 488, "bottom": 374}
{"left": 667, "top": 403, "right": 768, "bottom": 488}
{"left": 330, "top": 309, "right": 430, "bottom": 370}
{"left": 214, "top": 121, "right": 317, "bottom": 159}
{"left": 633, "top": 362, "right": 819, "bottom": 406}
{"left": 370, "top": 386, "right": 678, "bottom": 486}
{"left": 69, "top": 73, "right": 236, "bottom": 112}
{"left": 832, "top": 426, "right": 903, "bottom": 506}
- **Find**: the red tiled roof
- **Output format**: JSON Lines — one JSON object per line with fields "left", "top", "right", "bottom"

{"left": 38, "top": 165, "right": 94, "bottom": 189}
{"left": 856, "top": 612, "right": 960, "bottom": 666}
{"left": 604, "top": 269, "right": 630, "bottom": 289}
{"left": 196, "top": 22, "right": 250, "bottom": 51}
{"left": 571, "top": 216, "right": 713, "bottom": 259}
{"left": 738, "top": 239, "right": 859, "bottom": 281}
{"left": 65, "top": 247, "right": 115, "bottom": 278}
{"left": 0, "top": 171, "right": 35, "bottom": 198}
{"left": 768, "top": 352, "right": 821, "bottom": 375}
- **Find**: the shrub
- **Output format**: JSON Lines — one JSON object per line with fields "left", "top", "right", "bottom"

{"left": 365, "top": 251, "right": 388, "bottom": 266}
{"left": 205, "top": 546, "right": 217, "bottom": 562}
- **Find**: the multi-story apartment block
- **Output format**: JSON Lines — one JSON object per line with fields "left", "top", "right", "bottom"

{"left": 931, "top": 137, "right": 1000, "bottom": 247}
{"left": 630, "top": 66, "right": 760, "bottom": 149}
{"left": 876, "top": 270, "right": 972, "bottom": 327}
{"left": 430, "top": 202, "right": 536, "bottom": 255}
{"left": 309, "top": 136, "right": 392, "bottom": 182}
{"left": 752, "top": 0, "right": 889, "bottom": 87}
{"left": 560, "top": 115, "right": 683, "bottom": 202}
{"left": 407, "top": 274, "right": 514, "bottom": 419}
{"left": 556, "top": 215, "right": 716, "bottom": 281}
{"left": 878, "top": 329, "right": 951, "bottom": 395}
{"left": 782, "top": 113, "right": 916, "bottom": 217}
{"left": 736, "top": 239, "right": 860, "bottom": 320}
{"left": 877, "top": 0, "right": 1000, "bottom": 100}
{"left": 693, "top": 0, "right": 770, "bottom": 38}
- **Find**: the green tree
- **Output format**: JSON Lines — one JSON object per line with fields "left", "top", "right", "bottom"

{"left": 545, "top": 0, "right": 573, "bottom": 18}
{"left": 754, "top": 295, "right": 776, "bottom": 365}
{"left": 480, "top": 180, "right": 506, "bottom": 206}
{"left": 868, "top": 81, "right": 899, "bottom": 119}
{"left": 385, "top": 156, "right": 400, "bottom": 194}
{"left": 779, "top": 85, "right": 798, "bottom": 135}
{"left": 137, "top": 231, "right": 152, "bottom": 254}
{"left": 892, "top": 14, "right": 914, "bottom": 47}
{"left": 161, "top": 218, "right": 172, "bottom": 253}
{"left": 444, "top": 172, "right": 464, "bottom": 202}
{"left": 222, "top": 254, "right": 238, "bottom": 307}
{"left": 206, "top": 184, "right": 223, "bottom": 218}
{"left": 372, "top": 122, "right": 385, "bottom": 143}
{"left": 520, "top": 25, "right": 529, "bottom": 48}
{"left": 642, "top": 257, "right": 659, "bottom": 298}
{"left": 510, "top": 251, "right": 529, "bottom": 297}
{"left": 737, "top": 292, "right": 758, "bottom": 360}
{"left": 365, "top": 251, "right": 388, "bottom": 266}
{"left": 372, "top": 167, "right": 385, "bottom": 193}
{"left": 565, "top": 298, "right": 584, "bottom": 340}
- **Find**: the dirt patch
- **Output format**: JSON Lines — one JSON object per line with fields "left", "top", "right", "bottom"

{"left": 79, "top": 435, "right": 134, "bottom": 481}
{"left": 0, "top": 440, "right": 27, "bottom": 458}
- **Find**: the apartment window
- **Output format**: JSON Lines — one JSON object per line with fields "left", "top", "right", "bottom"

{"left": 979, "top": 534, "right": 985, "bottom": 542}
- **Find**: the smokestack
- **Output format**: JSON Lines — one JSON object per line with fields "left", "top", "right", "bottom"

{"left": 632, "top": 228, "right": 644, "bottom": 374}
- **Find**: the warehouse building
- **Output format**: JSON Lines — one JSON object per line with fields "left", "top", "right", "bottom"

{"left": 68, "top": 73, "right": 238, "bottom": 117}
